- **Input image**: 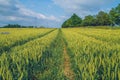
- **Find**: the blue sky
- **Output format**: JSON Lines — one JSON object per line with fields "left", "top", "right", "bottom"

{"left": 0, "top": 0, "right": 119, "bottom": 27}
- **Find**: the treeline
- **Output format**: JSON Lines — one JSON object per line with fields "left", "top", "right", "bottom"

{"left": 62, "top": 4, "right": 120, "bottom": 28}
{"left": 1, "top": 24, "right": 46, "bottom": 28}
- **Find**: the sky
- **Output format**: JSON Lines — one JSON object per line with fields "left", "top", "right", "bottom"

{"left": 0, "top": 0, "right": 119, "bottom": 27}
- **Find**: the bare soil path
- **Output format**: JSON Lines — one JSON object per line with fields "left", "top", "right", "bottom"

{"left": 63, "top": 46, "right": 75, "bottom": 80}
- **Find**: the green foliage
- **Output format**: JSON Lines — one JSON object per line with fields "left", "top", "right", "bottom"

{"left": 109, "top": 4, "right": 120, "bottom": 26}
{"left": 82, "top": 15, "right": 97, "bottom": 26}
{"left": 62, "top": 4, "right": 120, "bottom": 27}
{"left": 62, "top": 13, "right": 82, "bottom": 28}
{"left": 82, "top": 11, "right": 113, "bottom": 27}
{"left": 9, "top": 24, "right": 21, "bottom": 28}
{"left": 3, "top": 24, "right": 27, "bottom": 28}
{"left": 96, "top": 11, "right": 112, "bottom": 26}
{"left": 2, "top": 24, "right": 46, "bottom": 28}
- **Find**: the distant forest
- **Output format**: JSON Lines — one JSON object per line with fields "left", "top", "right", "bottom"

{"left": 62, "top": 4, "right": 120, "bottom": 28}
{"left": 1, "top": 24, "right": 46, "bottom": 28}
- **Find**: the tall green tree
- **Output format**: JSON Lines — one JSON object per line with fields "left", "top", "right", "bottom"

{"left": 109, "top": 4, "right": 120, "bottom": 26}
{"left": 82, "top": 15, "right": 96, "bottom": 26}
{"left": 96, "top": 11, "right": 112, "bottom": 26}
{"left": 62, "top": 13, "right": 82, "bottom": 28}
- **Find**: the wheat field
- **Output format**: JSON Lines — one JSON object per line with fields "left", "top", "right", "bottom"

{"left": 0, "top": 28, "right": 120, "bottom": 80}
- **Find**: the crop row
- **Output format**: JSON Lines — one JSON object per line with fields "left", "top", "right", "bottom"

{"left": 62, "top": 28, "right": 120, "bottom": 80}
{"left": 0, "top": 29, "right": 58, "bottom": 80}
{"left": 0, "top": 28, "right": 55, "bottom": 54}
{"left": 73, "top": 28, "right": 120, "bottom": 44}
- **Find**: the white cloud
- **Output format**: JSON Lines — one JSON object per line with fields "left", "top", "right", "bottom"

{"left": 0, "top": 0, "right": 11, "bottom": 6}
{"left": 52, "top": 0, "right": 115, "bottom": 17}
{"left": 18, "top": 7, "right": 46, "bottom": 19}
{"left": 60, "top": 16, "right": 67, "bottom": 19}
{"left": 53, "top": 0, "right": 115, "bottom": 9}
{"left": 22, "top": 9, "right": 60, "bottom": 21}
{"left": 14, "top": 4, "right": 60, "bottom": 21}
{"left": 7, "top": 16, "right": 29, "bottom": 21}
{"left": 0, "top": 0, "right": 60, "bottom": 27}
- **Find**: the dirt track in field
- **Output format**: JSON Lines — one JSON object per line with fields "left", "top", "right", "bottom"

{"left": 63, "top": 46, "right": 74, "bottom": 80}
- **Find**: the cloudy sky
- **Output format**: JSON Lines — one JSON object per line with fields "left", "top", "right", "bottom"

{"left": 0, "top": 0, "right": 119, "bottom": 27}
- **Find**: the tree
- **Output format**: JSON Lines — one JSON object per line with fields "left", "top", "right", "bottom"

{"left": 109, "top": 4, "right": 120, "bottom": 26}
{"left": 3, "top": 24, "right": 22, "bottom": 28}
{"left": 96, "top": 11, "right": 112, "bottom": 26}
{"left": 2, "top": 24, "right": 34, "bottom": 28}
{"left": 82, "top": 15, "right": 96, "bottom": 26}
{"left": 62, "top": 13, "right": 82, "bottom": 28}
{"left": 109, "top": 8, "right": 117, "bottom": 26}
{"left": 61, "top": 3, "right": 120, "bottom": 27}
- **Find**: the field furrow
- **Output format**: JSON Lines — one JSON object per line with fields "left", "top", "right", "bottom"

{"left": 74, "top": 28, "right": 120, "bottom": 44}
{"left": 0, "top": 28, "right": 120, "bottom": 80}
{"left": 63, "top": 46, "right": 75, "bottom": 80}
{"left": 0, "top": 29, "right": 57, "bottom": 80}
{"left": 0, "top": 29, "right": 55, "bottom": 54}
{"left": 62, "top": 28, "right": 120, "bottom": 80}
